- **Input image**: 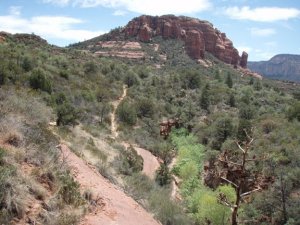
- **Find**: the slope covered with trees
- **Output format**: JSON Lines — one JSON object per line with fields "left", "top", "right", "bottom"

{"left": 0, "top": 32, "right": 299, "bottom": 225}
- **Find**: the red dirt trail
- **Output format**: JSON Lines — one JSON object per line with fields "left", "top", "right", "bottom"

{"left": 59, "top": 143, "right": 161, "bottom": 225}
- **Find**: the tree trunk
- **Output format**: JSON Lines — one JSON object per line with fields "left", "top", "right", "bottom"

{"left": 232, "top": 187, "right": 240, "bottom": 225}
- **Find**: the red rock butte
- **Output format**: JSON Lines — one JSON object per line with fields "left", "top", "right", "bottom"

{"left": 122, "top": 15, "right": 248, "bottom": 68}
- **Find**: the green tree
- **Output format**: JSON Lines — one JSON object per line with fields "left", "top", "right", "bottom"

{"left": 136, "top": 98, "right": 155, "bottom": 118}
{"left": 84, "top": 61, "right": 97, "bottom": 74}
{"left": 237, "top": 119, "right": 252, "bottom": 141}
{"left": 181, "top": 70, "right": 201, "bottom": 89}
{"left": 0, "top": 64, "right": 8, "bottom": 85}
{"left": 200, "top": 84, "right": 210, "bottom": 111}
{"left": 124, "top": 71, "right": 139, "bottom": 87}
{"left": 286, "top": 101, "right": 300, "bottom": 121}
{"left": 116, "top": 100, "right": 137, "bottom": 125}
{"left": 56, "top": 102, "right": 78, "bottom": 126}
{"left": 213, "top": 117, "right": 233, "bottom": 150}
{"left": 225, "top": 73, "right": 233, "bottom": 88}
{"left": 253, "top": 79, "right": 262, "bottom": 91}
{"left": 22, "top": 56, "right": 33, "bottom": 72}
{"left": 228, "top": 93, "right": 236, "bottom": 107}
{"left": 239, "top": 104, "right": 255, "bottom": 120}
{"left": 29, "top": 68, "right": 52, "bottom": 93}
{"left": 249, "top": 76, "right": 254, "bottom": 85}
{"left": 155, "top": 163, "right": 172, "bottom": 186}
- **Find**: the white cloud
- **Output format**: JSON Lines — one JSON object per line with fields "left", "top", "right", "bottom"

{"left": 253, "top": 49, "right": 274, "bottom": 60}
{"left": 265, "top": 41, "right": 277, "bottom": 47}
{"left": 0, "top": 12, "right": 105, "bottom": 44}
{"left": 44, "top": 0, "right": 212, "bottom": 15}
{"left": 225, "top": 6, "right": 300, "bottom": 22}
{"left": 236, "top": 46, "right": 252, "bottom": 54}
{"left": 250, "top": 27, "right": 276, "bottom": 37}
{"left": 113, "top": 10, "right": 127, "bottom": 16}
{"left": 9, "top": 6, "right": 22, "bottom": 16}
{"left": 42, "top": 0, "right": 71, "bottom": 7}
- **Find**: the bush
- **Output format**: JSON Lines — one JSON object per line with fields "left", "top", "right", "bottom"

{"left": 225, "top": 72, "right": 233, "bottom": 88}
{"left": 239, "top": 103, "right": 255, "bottom": 120}
{"left": 58, "top": 172, "right": 83, "bottom": 206}
{"left": 116, "top": 100, "right": 137, "bottom": 125}
{"left": 29, "top": 68, "right": 52, "bottom": 93}
{"left": 0, "top": 64, "right": 8, "bottom": 85}
{"left": 155, "top": 164, "right": 172, "bottom": 186}
{"left": 56, "top": 102, "right": 78, "bottom": 126}
{"left": 124, "top": 71, "right": 139, "bottom": 87}
{"left": 117, "top": 145, "right": 143, "bottom": 175}
{"left": 181, "top": 70, "right": 201, "bottom": 89}
{"left": 84, "top": 61, "right": 97, "bottom": 74}
{"left": 286, "top": 101, "right": 300, "bottom": 121}
{"left": 22, "top": 56, "right": 34, "bottom": 72}
{"left": 136, "top": 98, "right": 155, "bottom": 118}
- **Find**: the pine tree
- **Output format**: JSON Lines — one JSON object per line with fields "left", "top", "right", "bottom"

{"left": 226, "top": 73, "right": 233, "bottom": 88}
{"left": 200, "top": 84, "right": 210, "bottom": 111}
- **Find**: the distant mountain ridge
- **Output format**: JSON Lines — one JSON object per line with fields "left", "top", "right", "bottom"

{"left": 248, "top": 54, "right": 300, "bottom": 82}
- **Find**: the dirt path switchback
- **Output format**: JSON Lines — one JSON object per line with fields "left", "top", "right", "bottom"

{"left": 111, "top": 86, "right": 160, "bottom": 179}
{"left": 59, "top": 143, "right": 161, "bottom": 225}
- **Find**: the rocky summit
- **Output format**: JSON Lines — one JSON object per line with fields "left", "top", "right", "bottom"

{"left": 122, "top": 15, "right": 247, "bottom": 68}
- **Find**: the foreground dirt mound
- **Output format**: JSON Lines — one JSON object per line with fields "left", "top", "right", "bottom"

{"left": 59, "top": 144, "right": 161, "bottom": 225}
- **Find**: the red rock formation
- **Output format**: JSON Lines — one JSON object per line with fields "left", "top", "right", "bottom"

{"left": 122, "top": 15, "right": 247, "bottom": 67}
{"left": 0, "top": 35, "right": 5, "bottom": 43}
{"left": 240, "top": 51, "right": 248, "bottom": 68}
{"left": 185, "top": 30, "right": 204, "bottom": 59}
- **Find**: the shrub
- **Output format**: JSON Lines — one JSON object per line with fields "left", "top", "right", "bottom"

{"left": 136, "top": 98, "right": 155, "bottom": 118}
{"left": 155, "top": 164, "right": 172, "bottom": 186}
{"left": 124, "top": 71, "right": 139, "bottom": 87}
{"left": 84, "top": 61, "right": 97, "bottom": 74}
{"left": 286, "top": 101, "right": 300, "bottom": 121}
{"left": 181, "top": 70, "right": 201, "bottom": 89}
{"left": 0, "top": 64, "right": 8, "bottom": 85}
{"left": 239, "top": 103, "right": 255, "bottom": 120}
{"left": 118, "top": 145, "right": 143, "bottom": 175}
{"left": 228, "top": 93, "right": 236, "bottom": 107}
{"left": 200, "top": 84, "right": 210, "bottom": 111}
{"left": 116, "top": 100, "right": 137, "bottom": 125}
{"left": 59, "top": 70, "right": 69, "bottom": 80}
{"left": 29, "top": 68, "right": 52, "bottom": 93}
{"left": 225, "top": 72, "right": 233, "bottom": 88}
{"left": 261, "top": 119, "right": 277, "bottom": 134}
{"left": 56, "top": 102, "right": 78, "bottom": 126}
{"left": 58, "top": 172, "right": 83, "bottom": 206}
{"left": 22, "top": 56, "right": 33, "bottom": 72}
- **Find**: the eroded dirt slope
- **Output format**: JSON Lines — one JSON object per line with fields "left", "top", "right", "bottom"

{"left": 59, "top": 143, "right": 161, "bottom": 225}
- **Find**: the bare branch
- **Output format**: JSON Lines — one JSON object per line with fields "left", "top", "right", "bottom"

{"left": 236, "top": 141, "right": 245, "bottom": 153}
{"left": 244, "top": 128, "right": 254, "bottom": 142}
{"left": 221, "top": 177, "right": 238, "bottom": 188}
{"left": 219, "top": 158, "right": 243, "bottom": 167}
{"left": 240, "top": 188, "right": 261, "bottom": 197}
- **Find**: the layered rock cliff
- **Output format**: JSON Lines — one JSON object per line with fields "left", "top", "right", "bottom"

{"left": 122, "top": 15, "right": 247, "bottom": 68}
{"left": 248, "top": 54, "right": 300, "bottom": 81}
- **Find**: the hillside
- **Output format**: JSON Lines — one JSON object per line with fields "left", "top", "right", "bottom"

{"left": 248, "top": 54, "right": 300, "bottom": 82}
{"left": 1, "top": 16, "right": 300, "bottom": 225}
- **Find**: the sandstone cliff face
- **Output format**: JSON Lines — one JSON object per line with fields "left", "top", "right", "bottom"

{"left": 122, "top": 15, "right": 246, "bottom": 67}
{"left": 248, "top": 54, "right": 300, "bottom": 81}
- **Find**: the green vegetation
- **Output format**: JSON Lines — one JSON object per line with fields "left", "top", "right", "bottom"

{"left": 0, "top": 32, "right": 300, "bottom": 225}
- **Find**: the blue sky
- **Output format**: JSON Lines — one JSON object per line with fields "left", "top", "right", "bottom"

{"left": 0, "top": 0, "right": 299, "bottom": 61}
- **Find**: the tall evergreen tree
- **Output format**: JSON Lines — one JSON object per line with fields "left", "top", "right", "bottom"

{"left": 200, "top": 84, "right": 210, "bottom": 111}
{"left": 226, "top": 73, "right": 233, "bottom": 88}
